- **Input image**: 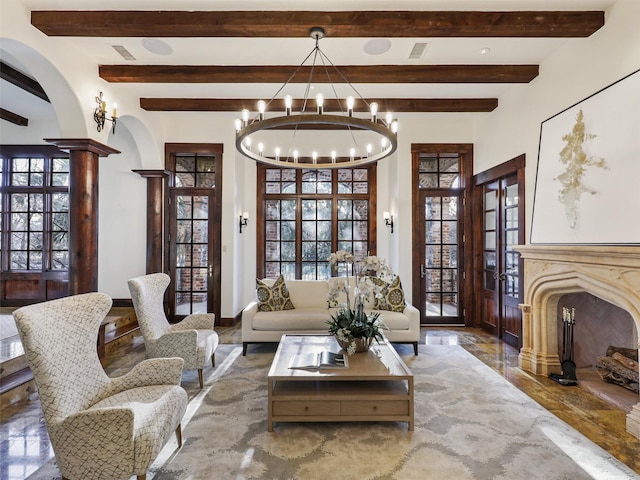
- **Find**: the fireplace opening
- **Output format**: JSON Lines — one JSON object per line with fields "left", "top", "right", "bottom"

{"left": 557, "top": 292, "right": 639, "bottom": 411}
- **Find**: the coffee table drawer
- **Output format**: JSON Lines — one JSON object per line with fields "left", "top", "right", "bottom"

{"left": 341, "top": 400, "right": 409, "bottom": 416}
{"left": 273, "top": 400, "right": 341, "bottom": 416}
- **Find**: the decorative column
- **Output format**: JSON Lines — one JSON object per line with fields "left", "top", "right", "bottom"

{"left": 45, "top": 139, "right": 120, "bottom": 295}
{"left": 133, "top": 170, "right": 169, "bottom": 274}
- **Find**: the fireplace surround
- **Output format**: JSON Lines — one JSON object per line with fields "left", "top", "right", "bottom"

{"left": 515, "top": 245, "right": 640, "bottom": 439}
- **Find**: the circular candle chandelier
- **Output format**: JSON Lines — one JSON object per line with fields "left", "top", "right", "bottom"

{"left": 234, "top": 27, "right": 398, "bottom": 169}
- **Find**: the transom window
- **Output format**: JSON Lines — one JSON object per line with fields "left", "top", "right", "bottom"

{"left": 0, "top": 152, "right": 69, "bottom": 273}
{"left": 258, "top": 165, "right": 376, "bottom": 280}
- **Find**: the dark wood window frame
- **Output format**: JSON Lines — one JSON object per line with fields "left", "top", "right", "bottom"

{"left": 256, "top": 164, "right": 378, "bottom": 280}
{"left": 0, "top": 145, "right": 70, "bottom": 305}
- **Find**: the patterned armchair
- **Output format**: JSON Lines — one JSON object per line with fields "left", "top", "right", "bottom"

{"left": 13, "top": 292, "right": 188, "bottom": 480}
{"left": 128, "top": 273, "right": 219, "bottom": 389}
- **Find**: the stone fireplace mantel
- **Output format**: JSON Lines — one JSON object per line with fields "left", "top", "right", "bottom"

{"left": 515, "top": 245, "right": 640, "bottom": 439}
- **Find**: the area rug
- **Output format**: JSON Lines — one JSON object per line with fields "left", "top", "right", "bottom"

{"left": 147, "top": 345, "right": 637, "bottom": 480}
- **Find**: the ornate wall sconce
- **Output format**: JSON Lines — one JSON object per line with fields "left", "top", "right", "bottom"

{"left": 239, "top": 211, "right": 249, "bottom": 233}
{"left": 383, "top": 211, "right": 394, "bottom": 233}
{"left": 94, "top": 91, "right": 117, "bottom": 134}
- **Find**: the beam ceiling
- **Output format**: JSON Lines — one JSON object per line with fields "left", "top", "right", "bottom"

{"left": 140, "top": 98, "right": 498, "bottom": 113}
{"left": 31, "top": 10, "right": 605, "bottom": 38}
{"left": 0, "top": 61, "right": 50, "bottom": 102}
{"left": 0, "top": 108, "right": 29, "bottom": 126}
{"left": 101, "top": 65, "right": 538, "bottom": 84}
{"left": 27, "top": 9, "right": 604, "bottom": 115}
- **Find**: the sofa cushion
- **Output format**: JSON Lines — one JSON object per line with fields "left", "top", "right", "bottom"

{"left": 372, "top": 309, "right": 410, "bottom": 331}
{"left": 285, "top": 280, "right": 330, "bottom": 309}
{"left": 327, "top": 307, "right": 410, "bottom": 331}
{"left": 256, "top": 275, "right": 295, "bottom": 312}
{"left": 253, "top": 309, "right": 331, "bottom": 331}
{"left": 374, "top": 275, "right": 406, "bottom": 312}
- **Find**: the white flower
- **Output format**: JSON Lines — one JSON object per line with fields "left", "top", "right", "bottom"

{"left": 328, "top": 250, "right": 354, "bottom": 265}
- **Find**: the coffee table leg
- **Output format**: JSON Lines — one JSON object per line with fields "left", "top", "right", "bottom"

{"left": 408, "top": 377, "right": 414, "bottom": 431}
{"left": 268, "top": 378, "right": 274, "bottom": 432}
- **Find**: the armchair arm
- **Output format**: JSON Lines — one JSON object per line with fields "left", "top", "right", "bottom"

{"left": 52, "top": 408, "right": 135, "bottom": 474}
{"left": 149, "top": 330, "right": 199, "bottom": 367}
{"left": 109, "top": 358, "right": 184, "bottom": 393}
{"left": 172, "top": 312, "right": 215, "bottom": 331}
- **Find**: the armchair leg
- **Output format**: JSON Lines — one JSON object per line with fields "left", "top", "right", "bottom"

{"left": 211, "top": 353, "right": 215, "bottom": 368}
{"left": 176, "top": 424, "right": 183, "bottom": 448}
{"left": 413, "top": 342, "right": 418, "bottom": 355}
{"left": 198, "top": 368, "right": 204, "bottom": 389}
{"left": 137, "top": 475, "right": 147, "bottom": 480}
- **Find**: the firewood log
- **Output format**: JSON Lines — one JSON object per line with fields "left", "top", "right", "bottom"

{"left": 612, "top": 352, "right": 639, "bottom": 371}
{"left": 605, "top": 346, "right": 638, "bottom": 362}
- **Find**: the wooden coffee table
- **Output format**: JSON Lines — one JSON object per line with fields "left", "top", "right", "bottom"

{"left": 267, "top": 334, "right": 414, "bottom": 431}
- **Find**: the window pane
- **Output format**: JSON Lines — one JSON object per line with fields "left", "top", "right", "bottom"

{"left": 260, "top": 167, "right": 373, "bottom": 279}
{"left": 3, "top": 154, "right": 70, "bottom": 272}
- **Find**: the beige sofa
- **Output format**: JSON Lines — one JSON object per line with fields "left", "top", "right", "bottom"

{"left": 242, "top": 277, "right": 420, "bottom": 355}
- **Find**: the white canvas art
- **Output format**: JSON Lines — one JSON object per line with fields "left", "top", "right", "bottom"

{"left": 531, "top": 69, "right": 640, "bottom": 244}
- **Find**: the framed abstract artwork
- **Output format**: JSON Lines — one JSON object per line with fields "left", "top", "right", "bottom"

{"left": 531, "top": 69, "right": 640, "bottom": 244}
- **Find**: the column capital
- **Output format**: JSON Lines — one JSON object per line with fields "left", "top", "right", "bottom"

{"left": 133, "top": 169, "right": 170, "bottom": 178}
{"left": 45, "top": 138, "right": 120, "bottom": 157}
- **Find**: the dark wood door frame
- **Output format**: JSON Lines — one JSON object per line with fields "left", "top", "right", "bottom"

{"left": 411, "top": 143, "right": 473, "bottom": 325}
{"left": 472, "top": 154, "right": 526, "bottom": 344}
{"left": 164, "top": 143, "right": 223, "bottom": 324}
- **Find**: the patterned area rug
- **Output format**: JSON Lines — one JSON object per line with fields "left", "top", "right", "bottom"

{"left": 149, "top": 345, "right": 637, "bottom": 480}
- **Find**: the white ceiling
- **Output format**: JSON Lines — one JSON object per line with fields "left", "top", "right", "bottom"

{"left": 2, "top": 0, "right": 617, "bottom": 125}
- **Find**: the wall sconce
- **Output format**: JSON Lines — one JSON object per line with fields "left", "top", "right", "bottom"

{"left": 383, "top": 211, "right": 394, "bottom": 233}
{"left": 239, "top": 211, "right": 249, "bottom": 233}
{"left": 94, "top": 91, "right": 117, "bottom": 134}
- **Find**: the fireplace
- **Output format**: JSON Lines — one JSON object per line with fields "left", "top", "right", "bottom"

{"left": 515, "top": 245, "right": 640, "bottom": 439}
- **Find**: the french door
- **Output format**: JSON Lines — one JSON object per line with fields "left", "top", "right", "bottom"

{"left": 164, "top": 144, "right": 222, "bottom": 322}
{"left": 479, "top": 173, "right": 523, "bottom": 347}
{"left": 167, "top": 190, "right": 218, "bottom": 319}
{"left": 412, "top": 145, "right": 473, "bottom": 326}
{"left": 419, "top": 190, "right": 464, "bottom": 324}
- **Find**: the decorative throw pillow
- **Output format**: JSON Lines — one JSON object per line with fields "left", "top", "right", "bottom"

{"left": 256, "top": 275, "right": 295, "bottom": 312}
{"left": 374, "top": 275, "right": 406, "bottom": 312}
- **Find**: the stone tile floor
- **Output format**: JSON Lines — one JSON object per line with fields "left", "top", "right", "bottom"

{"left": 1, "top": 325, "right": 638, "bottom": 479}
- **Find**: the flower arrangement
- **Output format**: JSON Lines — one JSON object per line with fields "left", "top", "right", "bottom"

{"left": 326, "top": 250, "right": 392, "bottom": 354}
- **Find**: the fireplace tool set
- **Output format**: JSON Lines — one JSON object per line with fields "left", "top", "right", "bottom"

{"left": 549, "top": 307, "right": 578, "bottom": 386}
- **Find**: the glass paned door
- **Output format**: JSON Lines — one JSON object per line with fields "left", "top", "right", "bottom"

{"left": 415, "top": 150, "right": 465, "bottom": 325}
{"left": 422, "top": 193, "right": 461, "bottom": 321}
{"left": 169, "top": 191, "right": 212, "bottom": 316}
{"left": 480, "top": 174, "right": 522, "bottom": 347}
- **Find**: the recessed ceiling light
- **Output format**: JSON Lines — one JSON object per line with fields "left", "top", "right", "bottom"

{"left": 480, "top": 47, "right": 491, "bottom": 55}
{"left": 364, "top": 38, "right": 392, "bottom": 55}
{"left": 142, "top": 38, "right": 173, "bottom": 55}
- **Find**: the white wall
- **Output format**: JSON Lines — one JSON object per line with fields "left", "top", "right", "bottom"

{"left": 97, "top": 120, "right": 147, "bottom": 298}
{"left": 473, "top": 0, "right": 640, "bottom": 239}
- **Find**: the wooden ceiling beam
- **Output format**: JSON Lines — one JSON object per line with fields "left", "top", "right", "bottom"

{"left": 101, "top": 64, "right": 538, "bottom": 84}
{"left": 31, "top": 10, "right": 604, "bottom": 38}
{"left": 140, "top": 97, "right": 498, "bottom": 112}
{"left": 0, "top": 108, "right": 29, "bottom": 126}
{"left": 0, "top": 61, "right": 50, "bottom": 102}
